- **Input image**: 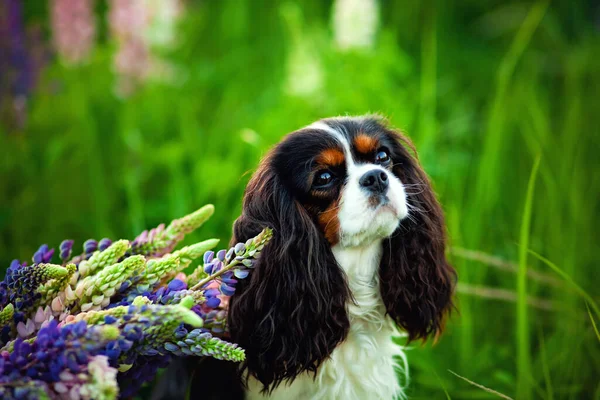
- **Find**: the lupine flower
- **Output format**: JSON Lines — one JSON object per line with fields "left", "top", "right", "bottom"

{"left": 130, "top": 204, "right": 215, "bottom": 257}
{"left": 78, "top": 240, "right": 129, "bottom": 278}
{"left": 0, "top": 0, "right": 38, "bottom": 131}
{"left": 83, "top": 239, "right": 98, "bottom": 255}
{"left": 50, "top": 0, "right": 96, "bottom": 64}
{"left": 71, "top": 255, "right": 145, "bottom": 312}
{"left": 39, "top": 263, "right": 76, "bottom": 311}
{"left": 0, "top": 205, "right": 272, "bottom": 398}
{"left": 52, "top": 355, "right": 118, "bottom": 400}
{"left": 200, "top": 309, "right": 228, "bottom": 334}
{"left": 107, "top": 0, "right": 183, "bottom": 96}
{"left": 331, "top": 0, "right": 379, "bottom": 51}
{"left": 32, "top": 244, "right": 55, "bottom": 264}
{"left": 59, "top": 240, "right": 74, "bottom": 262}
{"left": 1, "top": 320, "right": 119, "bottom": 383}
{"left": 98, "top": 238, "right": 112, "bottom": 252}
{"left": 203, "top": 288, "right": 221, "bottom": 309}
{"left": 107, "top": 0, "right": 150, "bottom": 96}
{"left": 143, "top": 0, "right": 182, "bottom": 49}
{"left": 5, "top": 263, "right": 68, "bottom": 317}
{"left": 0, "top": 304, "right": 14, "bottom": 326}
{"left": 16, "top": 306, "right": 54, "bottom": 339}
{"left": 163, "top": 328, "right": 245, "bottom": 362}
{"left": 189, "top": 227, "right": 272, "bottom": 292}
{"left": 123, "top": 238, "right": 218, "bottom": 299}
{"left": 0, "top": 377, "right": 51, "bottom": 400}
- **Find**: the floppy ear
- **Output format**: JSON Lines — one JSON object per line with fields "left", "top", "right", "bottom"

{"left": 379, "top": 128, "right": 456, "bottom": 342}
{"left": 228, "top": 153, "right": 350, "bottom": 392}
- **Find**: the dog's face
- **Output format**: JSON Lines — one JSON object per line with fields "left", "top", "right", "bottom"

{"left": 271, "top": 118, "right": 410, "bottom": 248}
{"left": 229, "top": 116, "right": 456, "bottom": 392}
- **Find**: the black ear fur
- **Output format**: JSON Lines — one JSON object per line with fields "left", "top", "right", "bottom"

{"left": 228, "top": 154, "right": 350, "bottom": 393}
{"left": 379, "top": 127, "right": 456, "bottom": 342}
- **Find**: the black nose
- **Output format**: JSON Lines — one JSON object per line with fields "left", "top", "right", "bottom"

{"left": 359, "top": 169, "right": 389, "bottom": 193}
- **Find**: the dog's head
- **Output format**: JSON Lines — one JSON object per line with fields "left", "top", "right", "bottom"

{"left": 229, "top": 116, "right": 456, "bottom": 391}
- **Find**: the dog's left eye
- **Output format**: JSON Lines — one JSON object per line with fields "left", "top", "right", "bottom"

{"left": 313, "top": 170, "right": 334, "bottom": 188}
{"left": 375, "top": 149, "right": 391, "bottom": 165}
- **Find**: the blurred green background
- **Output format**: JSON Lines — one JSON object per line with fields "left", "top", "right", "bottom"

{"left": 1, "top": 0, "right": 599, "bottom": 398}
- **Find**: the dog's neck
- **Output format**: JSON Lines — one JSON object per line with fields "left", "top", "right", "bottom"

{"left": 332, "top": 240, "right": 387, "bottom": 327}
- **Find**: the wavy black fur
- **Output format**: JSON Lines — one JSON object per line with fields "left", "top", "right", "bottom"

{"left": 228, "top": 150, "right": 351, "bottom": 393}
{"left": 378, "top": 124, "right": 456, "bottom": 341}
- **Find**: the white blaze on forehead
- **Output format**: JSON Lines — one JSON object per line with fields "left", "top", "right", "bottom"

{"left": 306, "top": 121, "right": 355, "bottom": 171}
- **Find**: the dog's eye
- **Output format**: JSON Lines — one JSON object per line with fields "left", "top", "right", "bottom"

{"left": 313, "top": 170, "right": 333, "bottom": 188}
{"left": 375, "top": 149, "right": 391, "bottom": 165}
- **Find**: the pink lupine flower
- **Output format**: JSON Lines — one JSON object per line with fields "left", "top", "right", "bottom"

{"left": 50, "top": 0, "right": 96, "bottom": 64}
{"left": 107, "top": 0, "right": 182, "bottom": 96}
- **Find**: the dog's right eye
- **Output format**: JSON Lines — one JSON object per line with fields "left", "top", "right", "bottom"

{"left": 313, "top": 170, "right": 333, "bottom": 188}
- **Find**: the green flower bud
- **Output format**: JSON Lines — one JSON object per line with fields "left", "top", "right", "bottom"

{"left": 78, "top": 240, "right": 130, "bottom": 278}
{"left": 0, "top": 303, "right": 14, "bottom": 326}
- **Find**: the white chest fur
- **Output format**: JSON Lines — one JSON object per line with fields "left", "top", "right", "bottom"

{"left": 246, "top": 242, "right": 408, "bottom": 400}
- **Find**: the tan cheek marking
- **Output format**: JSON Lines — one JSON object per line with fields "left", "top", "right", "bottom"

{"left": 354, "top": 133, "right": 378, "bottom": 154}
{"left": 316, "top": 148, "right": 345, "bottom": 166}
{"left": 318, "top": 198, "right": 341, "bottom": 245}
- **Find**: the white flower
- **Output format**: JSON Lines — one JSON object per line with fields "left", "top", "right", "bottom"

{"left": 331, "top": 0, "right": 379, "bottom": 50}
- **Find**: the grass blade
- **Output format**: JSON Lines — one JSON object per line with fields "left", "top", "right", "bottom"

{"left": 448, "top": 370, "right": 513, "bottom": 400}
{"left": 516, "top": 155, "right": 540, "bottom": 400}
{"left": 586, "top": 304, "right": 600, "bottom": 343}
{"left": 433, "top": 368, "right": 452, "bottom": 400}
{"left": 451, "top": 247, "right": 562, "bottom": 288}
{"left": 457, "top": 283, "right": 555, "bottom": 311}
{"left": 528, "top": 249, "right": 600, "bottom": 321}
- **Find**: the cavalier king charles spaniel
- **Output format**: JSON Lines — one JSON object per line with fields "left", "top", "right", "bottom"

{"left": 154, "top": 115, "right": 456, "bottom": 400}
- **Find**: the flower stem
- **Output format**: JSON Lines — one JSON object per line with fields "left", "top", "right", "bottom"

{"left": 190, "top": 260, "right": 240, "bottom": 291}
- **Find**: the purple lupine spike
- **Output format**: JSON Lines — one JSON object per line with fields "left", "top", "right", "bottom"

{"left": 42, "top": 248, "right": 55, "bottom": 263}
{"left": 98, "top": 238, "right": 112, "bottom": 251}
{"left": 203, "top": 251, "right": 214, "bottom": 265}
{"left": 83, "top": 239, "right": 98, "bottom": 255}
{"left": 234, "top": 243, "right": 246, "bottom": 256}
{"left": 205, "top": 297, "right": 220, "bottom": 309}
{"left": 1, "top": 0, "right": 34, "bottom": 130}
{"left": 221, "top": 277, "right": 237, "bottom": 286}
{"left": 1, "top": 319, "right": 120, "bottom": 388}
{"left": 203, "top": 288, "right": 221, "bottom": 309}
{"left": 211, "top": 260, "right": 223, "bottom": 274}
{"left": 8, "top": 259, "right": 22, "bottom": 275}
{"left": 59, "top": 240, "right": 74, "bottom": 261}
{"left": 204, "top": 288, "right": 220, "bottom": 298}
{"left": 225, "top": 248, "right": 234, "bottom": 262}
{"left": 31, "top": 245, "right": 54, "bottom": 264}
{"left": 167, "top": 279, "right": 186, "bottom": 292}
{"left": 233, "top": 268, "right": 249, "bottom": 279}
{"left": 203, "top": 262, "right": 214, "bottom": 275}
{"left": 219, "top": 283, "right": 236, "bottom": 297}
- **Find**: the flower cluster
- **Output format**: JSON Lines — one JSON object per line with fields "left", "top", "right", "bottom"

{"left": 107, "top": 0, "right": 182, "bottom": 96}
{"left": 0, "top": 205, "right": 272, "bottom": 399}
{"left": 50, "top": 0, "right": 96, "bottom": 64}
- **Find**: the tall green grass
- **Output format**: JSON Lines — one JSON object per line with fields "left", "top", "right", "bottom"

{"left": 1, "top": 1, "right": 599, "bottom": 398}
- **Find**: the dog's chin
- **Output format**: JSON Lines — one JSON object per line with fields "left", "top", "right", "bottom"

{"left": 338, "top": 198, "right": 407, "bottom": 248}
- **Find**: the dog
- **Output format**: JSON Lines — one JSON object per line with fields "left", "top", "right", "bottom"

{"left": 153, "top": 115, "right": 456, "bottom": 400}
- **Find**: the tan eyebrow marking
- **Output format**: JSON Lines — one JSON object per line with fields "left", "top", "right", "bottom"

{"left": 316, "top": 148, "right": 345, "bottom": 166}
{"left": 354, "top": 133, "right": 378, "bottom": 154}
